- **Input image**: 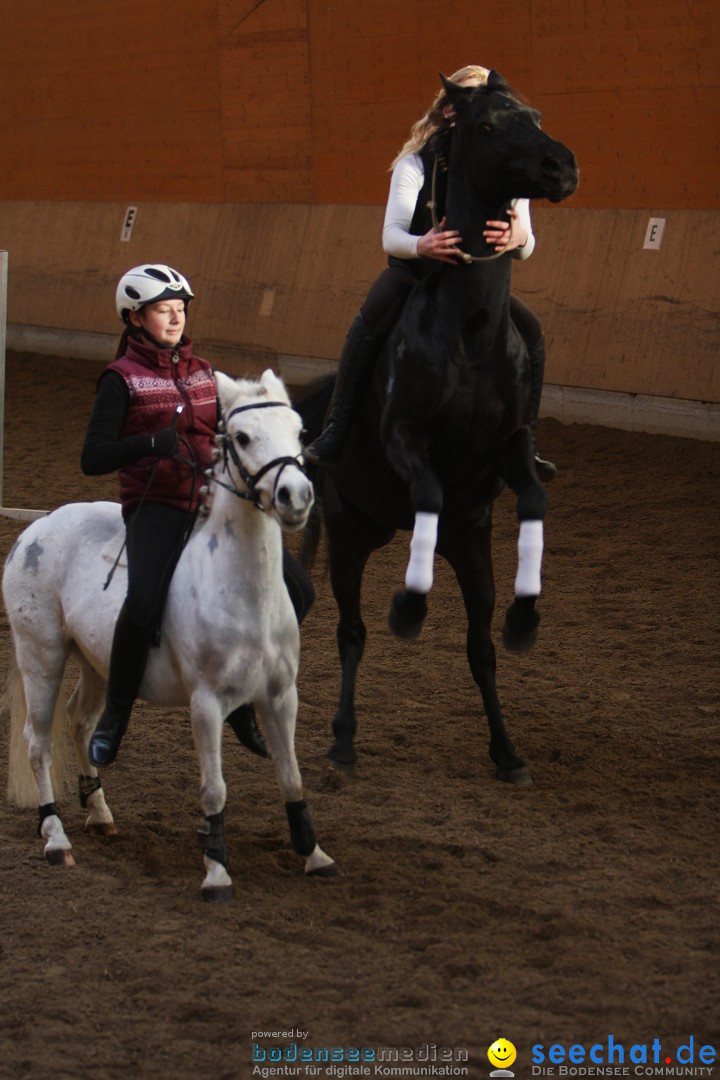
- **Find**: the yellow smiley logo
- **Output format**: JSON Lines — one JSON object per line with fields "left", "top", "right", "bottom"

{"left": 488, "top": 1039, "right": 517, "bottom": 1069}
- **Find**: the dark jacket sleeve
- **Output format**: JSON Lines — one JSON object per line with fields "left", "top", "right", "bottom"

{"left": 81, "top": 371, "right": 154, "bottom": 476}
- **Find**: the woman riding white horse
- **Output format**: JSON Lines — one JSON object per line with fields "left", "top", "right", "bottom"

{"left": 3, "top": 366, "right": 337, "bottom": 898}
{"left": 81, "top": 264, "right": 314, "bottom": 767}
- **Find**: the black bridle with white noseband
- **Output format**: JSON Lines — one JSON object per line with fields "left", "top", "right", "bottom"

{"left": 213, "top": 400, "right": 307, "bottom": 511}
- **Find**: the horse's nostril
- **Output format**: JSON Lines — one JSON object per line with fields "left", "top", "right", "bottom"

{"left": 277, "top": 486, "right": 290, "bottom": 506}
{"left": 541, "top": 155, "right": 562, "bottom": 175}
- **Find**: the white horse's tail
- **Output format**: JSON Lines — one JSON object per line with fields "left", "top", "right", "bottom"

{"left": 4, "top": 655, "right": 73, "bottom": 809}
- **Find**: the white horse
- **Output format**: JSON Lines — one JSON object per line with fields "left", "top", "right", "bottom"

{"left": 2, "top": 368, "right": 337, "bottom": 900}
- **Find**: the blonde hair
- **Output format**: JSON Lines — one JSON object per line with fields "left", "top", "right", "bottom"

{"left": 390, "top": 65, "right": 491, "bottom": 169}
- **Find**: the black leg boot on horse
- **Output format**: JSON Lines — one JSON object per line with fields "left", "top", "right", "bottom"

{"left": 89, "top": 602, "right": 154, "bottom": 767}
{"left": 304, "top": 314, "right": 380, "bottom": 465}
{"left": 529, "top": 335, "right": 557, "bottom": 483}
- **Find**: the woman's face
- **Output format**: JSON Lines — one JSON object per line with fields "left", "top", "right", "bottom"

{"left": 131, "top": 298, "right": 186, "bottom": 346}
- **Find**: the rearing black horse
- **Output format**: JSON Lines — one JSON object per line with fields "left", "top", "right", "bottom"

{"left": 299, "top": 74, "right": 579, "bottom": 783}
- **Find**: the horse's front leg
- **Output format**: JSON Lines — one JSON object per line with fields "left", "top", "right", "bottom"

{"left": 260, "top": 684, "right": 338, "bottom": 878}
{"left": 493, "top": 426, "right": 549, "bottom": 651}
{"left": 190, "top": 690, "right": 232, "bottom": 902}
{"left": 383, "top": 419, "right": 443, "bottom": 639}
{"left": 438, "top": 521, "right": 531, "bottom": 785}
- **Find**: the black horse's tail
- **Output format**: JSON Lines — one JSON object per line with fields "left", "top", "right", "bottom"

{"left": 293, "top": 374, "right": 335, "bottom": 572}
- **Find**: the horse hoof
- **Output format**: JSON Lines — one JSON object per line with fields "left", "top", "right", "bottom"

{"left": 495, "top": 765, "right": 533, "bottom": 786}
{"left": 85, "top": 822, "right": 118, "bottom": 837}
{"left": 502, "top": 623, "right": 538, "bottom": 652}
{"left": 327, "top": 741, "right": 357, "bottom": 769}
{"left": 307, "top": 863, "right": 342, "bottom": 878}
{"left": 388, "top": 590, "right": 427, "bottom": 640}
{"left": 201, "top": 884, "right": 235, "bottom": 903}
{"left": 502, "top": 597, "right": 540, "bottom": 651}
{"left": 45, "top": 848, "right": 76, "bottom": 867}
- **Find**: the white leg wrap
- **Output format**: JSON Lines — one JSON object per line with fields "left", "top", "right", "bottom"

{"left": 514, "top": 519, "right": 543, "bottom": 597}
{"left": 405, "top": 512, "right": 439, "bottom": 594}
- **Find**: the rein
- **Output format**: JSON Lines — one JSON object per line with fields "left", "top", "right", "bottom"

{"left": 212, "top": 399, "right": 307, "bottom": 512}
{"left": 102, "top": 398, "right": 305, "bottom": 591}
{"left": 428, "top": 154, "right": 505, "bottom": 265}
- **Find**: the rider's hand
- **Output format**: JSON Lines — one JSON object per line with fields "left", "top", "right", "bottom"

{"left": 150, "top": 426, "right": 179, "bottom": 458}
{"left": 417, "top": 217, "right": 463, "bottom": 263}
{"left": 483, "top": 207, "right": 528, "bottom": 253}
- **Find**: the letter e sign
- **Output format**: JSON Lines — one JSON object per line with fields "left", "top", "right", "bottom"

{"left": 643, "top": 218, "right": 665, "bottom": 250}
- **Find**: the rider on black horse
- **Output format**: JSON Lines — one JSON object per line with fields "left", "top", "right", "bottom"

{"left": 304, "top": 63, "right": 556, "bottom": 484}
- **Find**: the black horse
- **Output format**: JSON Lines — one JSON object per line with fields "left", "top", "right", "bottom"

{"left": 298, "top": 74, "right": 579, "bottom": 783}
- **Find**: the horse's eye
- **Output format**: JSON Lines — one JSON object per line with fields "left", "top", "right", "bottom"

{"left": 235, "top": 431, "right": 250, "bottom": 449}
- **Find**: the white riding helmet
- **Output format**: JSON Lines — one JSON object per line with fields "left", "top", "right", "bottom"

{"left": 116, "top": 264, "right": 194, "bottom": 323}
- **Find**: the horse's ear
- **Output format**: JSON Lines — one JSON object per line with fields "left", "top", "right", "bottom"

{"left": 260, "top": 368, "right": 289, "bottom": 402}
{"left": 439, "top": 72, "right": 476, "bottom": 112}
{"left": 214, "top": 370, "right": 238, "bottom": 411}
{"left": 487, "top": 69, "right": 506, "bottom": 89}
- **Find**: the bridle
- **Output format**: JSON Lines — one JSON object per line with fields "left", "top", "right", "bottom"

{"left": 428, "top": 153, "right": 506, "bottom": 264}
{"left": 210, "top": 399, "right": 308, "bottom": 512}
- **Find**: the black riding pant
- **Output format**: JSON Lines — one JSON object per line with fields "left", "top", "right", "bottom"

{"left": 122, "top": 502, "right": 314, "bottom": 632}
{"left": 360, "top": 261, "right": 542, "bottom": 349}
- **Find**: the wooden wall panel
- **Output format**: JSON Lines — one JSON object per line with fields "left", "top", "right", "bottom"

{"left": 1, "top": 200, "right": 716, "bottom": 403}
{"left": 0, "top": 200, "right": 384, "bottom": 369}
{"left": 515, "top": 209, "right": 720, "bottom": 401}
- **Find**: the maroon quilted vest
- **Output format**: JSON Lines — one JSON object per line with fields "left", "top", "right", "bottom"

{"left": 106, "top": 336, "right": 217, "bottom": 513}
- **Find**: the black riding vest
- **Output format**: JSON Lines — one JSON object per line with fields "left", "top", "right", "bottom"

{"left": 388, "top": 129, "right": 453, "bottom": 281}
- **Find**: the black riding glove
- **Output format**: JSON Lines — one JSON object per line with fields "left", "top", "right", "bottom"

{"left": 150, "top": 426, "right": 179, "bottom": 458}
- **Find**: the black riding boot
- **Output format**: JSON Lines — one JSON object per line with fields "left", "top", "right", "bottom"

{"left": 89, "top": 603, "right": 153, "bottom": 767}
{"left": 304, "top": 314, "right": 380, "bottom": 465}
{"left": 529, "top": 335, "right": 557, "bottom": 483}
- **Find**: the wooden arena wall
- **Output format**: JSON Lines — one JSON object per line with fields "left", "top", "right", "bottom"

{"left": 0, "top": 0, "right": 718, "bottom": 417}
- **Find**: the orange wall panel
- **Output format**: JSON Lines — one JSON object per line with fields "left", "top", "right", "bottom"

{"left": 219, "top": 0, "right": 313, "bottom": 202}
{"left": 0, "top": 0, "right": 225, "bottom": 201}
{"left": 0, "top": 0, "right": 718, "bottom": 208}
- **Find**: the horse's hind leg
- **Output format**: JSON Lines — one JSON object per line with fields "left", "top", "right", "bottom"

{"left": 438, "top": 519, "right": 531, "bottom": 785}
{"left": 260, "top": 688, "right": 338, "bottom": 877}
{"left": 66, "top": 657, "right": 117, "bottom": 837}
{"left": 493, "top": 427, "right": 548, "bottom": 651}
{"left": 12, "top": 643, "right": 78, "bottom": 865}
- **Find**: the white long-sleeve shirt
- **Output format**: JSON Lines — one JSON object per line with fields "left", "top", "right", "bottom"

{"left": 382, "top": 151, "right": 536, "bottom": 261}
